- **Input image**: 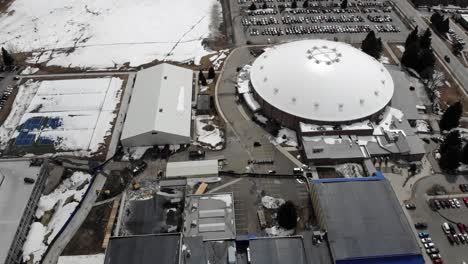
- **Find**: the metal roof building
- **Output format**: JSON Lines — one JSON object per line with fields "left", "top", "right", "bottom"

{"left": 311, "top": 180, "right": 423, "bottom": 264}
{"left": 104, "top": 234, "right": 182, "bottom": 264}
{"left": 121, "top": 63, "right": 193, "bottom": 147}
{"left": 249, "top": 237, "right": 308, "bottom": 264}
{"left": 250, "top": 39, "right": 394, "bottom": 126}
{"left": 166, "top": 160, "right": 219, "bottom": 178}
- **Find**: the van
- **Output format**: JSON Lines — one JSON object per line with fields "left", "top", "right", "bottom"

{"left": 442, "top": 222, "right": 450, "bottom": 234}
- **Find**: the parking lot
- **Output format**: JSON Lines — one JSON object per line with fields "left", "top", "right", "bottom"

{"left": 227, "top": 0, "right": 410, "bottom": 45}
{"left": 408, "top": 178, "right": 468, "bottom": 264}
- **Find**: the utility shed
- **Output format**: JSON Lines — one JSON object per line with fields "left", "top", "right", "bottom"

{"left": 312, "top": 180, "right": 424, "bottom": 264}
{"left": 166, "top": 160, "right": 219, "bottom": 178}
{"left": 121, "top": 63, "right": 193, "bottom": 147}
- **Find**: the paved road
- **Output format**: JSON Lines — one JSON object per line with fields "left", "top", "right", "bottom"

{"left": 214, "top": 46, "right": 299, "bottom": 173}
{"left": 41, "top": 172, "right": 107, "bottom": 264}
{"left": 392, "top": 0, "right": 468, "bottom": 90}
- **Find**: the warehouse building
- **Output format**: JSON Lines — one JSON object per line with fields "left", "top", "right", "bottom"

{"left": 121, "top": 63, "right": 193, "bottom": 147}
{"left": 165, "top": 160, "right": 219, "bottom": 178}
{"left": 310, "top": 179, "right": 423, "bottom": 264}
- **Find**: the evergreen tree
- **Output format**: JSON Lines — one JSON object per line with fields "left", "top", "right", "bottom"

{"left": 249, "top": 2, "right": 257, "bottom": 11}
{"left": 291, "top": 1, "right": 298, "bottom": 8}
{"left": 418, "top": 49, "right": 436, "bottom": 76}
{"left": 277, "top": 201, "right": 297, "bottom": 230}
{"left": 405, "top": 26, "right": 419, "bottom": 48}
{"left": 441, "top": 18, "right": 450, "bottom": 33}
{"left": 401, "top": 42, "right": 420, "bottom": 70}
{"left": 303, "top": 0, "right": 309, "bottom": 8}
{"left": 430, "top": 12, "right": 443, "bottom": 29}
{"left": 198, "top": 70, "right": 207, "bottom": 86}
{"left": 461, "top": 143, "right": 468, "bottom": 164}
{"left": 340, "top": 0, "right": 348, "bottom": 9}
{"left": 440, "top": 130, "right": 461, "bottom": 154}
{"left": 375, "top": 37, "right": 383, "bottom": 59}
{"left": 207, "top": 66, "right": 215, "bottom": 79}
{"left": 439, "top": 101, "right": 463, "bottom": 131}
{"left": 1, "top": 47, "right": 14, "bottom": 67}
{"left": 439, "top": 146, "right": 461, "bottom": 171}
{"left": 420, "top": 28, "right": 432, "bottom": 50}
{"left": 361, "top": 31, "right": 383, "bottom": 59}
{"left": 262, "top": 2, "right": 268, "bottom": 9}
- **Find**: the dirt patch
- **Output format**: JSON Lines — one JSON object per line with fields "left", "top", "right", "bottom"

{"left": 96, "top": 170, "right": 132, "bottom": 202}
{"left": 61, "top": 202, "right": 113, "bottom": 255}
{"left": 434, "top": 61, "right": 468, "bottom": 114}
{"left": 0, "top": 0, "right": 14, "bottom": 13}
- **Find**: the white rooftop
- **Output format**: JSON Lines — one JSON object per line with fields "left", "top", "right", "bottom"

{"left": 121, "top": 63, "right": 193, "bottom": 142}
{"left": 166, "top": 160, "right": 219, "bottom": 178}
{"left": 250, "top": 39, "right": 394, "bottom": 122}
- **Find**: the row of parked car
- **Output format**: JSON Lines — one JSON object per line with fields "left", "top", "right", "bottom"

{"left": 442, "top": 222, "right": 468, "bottom": 246}
{"left": 418, "top": 232, "right": 443, "bottom": 263}
{"left": 367, "top": 14, "right": 392, "bottom": 23}
{"left": 0, "top": 86, "right": 13, "bottom": 112}
{"left": 281, "top": 14, "right": 365, "bottom": 24}
{"left": 430, "top": 198, "right": 468, "bottom": 210}
{"left": 242, "top": 16, "right": 279, "bottom": 26}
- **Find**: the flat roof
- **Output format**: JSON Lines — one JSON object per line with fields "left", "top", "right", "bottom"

{"left": 166, "top": 160, "right": 219, "bottom": 178}
{"left": 302, "top": 136, "right": 365, "bottom": 161}
{"left": 0, "top": 160, "right": 41, "bottom": 264}
{"left": 249, "top": 237, "right": 307, "bottom": 264}
{"left": 315, "top": 180, "right": 422, "bottom": 261}
{"left": 183, "top": 193, "right": 235, "bottom": 241}
{"left": 386, "top": 66, "right": 422, "bottom": 121}
{"left": 104, "top": 234, "right": 181, "bottom": 264}
{"left": 121, "top": 63, "right": 193, "bottom": 140}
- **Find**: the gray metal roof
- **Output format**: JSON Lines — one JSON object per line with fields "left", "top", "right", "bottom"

{"left": 104, "top": 234, "right": 181, "bottom": 264}
{"left": 182, "top": 236, "right": 206, "bottom": 264}
{"left": 302, "top": 136, "right": 365, "bottom": 161}
{"left": 0, "top": 160, "right": 41, "bottom": 264}
{"left": 315, "top": 180, "right": 421, "bottom": 261}
{"left": 166, "top": 160, "right": 219, "bottom": 178}
{"left": 249, "top": 237, "right": 307, "bottom": 264}
{"left": 196, "top": 94, "right": 211, "bottom": 111}
{"left": 121, "top": 63, "right": 193, "bottom": 141}
{"left": 183, "top": 193, "right": 235, "bottom": 241}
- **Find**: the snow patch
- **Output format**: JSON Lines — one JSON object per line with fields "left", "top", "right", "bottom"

{"left": 275, "top": 128, "right": 298, "bottom": 147}
{"left": 262, "top": 196, "right": 285, "bottom": 209}
{"left": 21, "top": 66, "right": 39, "bottom": 75}
{"left": 57, "top": 254, "right": 105, "bottom": 264}
{"left": 265, "top": 226, "right": 294, "bottom": 237}
{"left": 236, "top": 65, "right": 252, "bottom": 94}
{"left": 195, "top": 115, "right": 224, "bottom": 149}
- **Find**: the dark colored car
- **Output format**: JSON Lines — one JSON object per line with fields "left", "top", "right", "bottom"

{"left": 415, "top": 222, "right": 428, "bottom": 229}
{"left": 444, "top": 55, "right": 450, "bottom": 63}
{"left": 189, "top": 150, "right": 205, "bottom": 160}
{"left": 129, "top": 160, "right": 147, "bottom": 176}
{"left": 24, "top": 177, "right": 35, "bottom": 184}
{"left": 458, "top": 223, "right": 466, "bottom": 233}
{"left": 447, "top": 234, "right": 454, "bottom": 245}
{"left": 405, "top": 203, "right": 416, "bottom": 210}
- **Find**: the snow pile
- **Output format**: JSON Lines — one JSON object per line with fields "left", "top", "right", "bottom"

{"left": 262, "top": 196, "right": 285, "bottom": 209}
{"left": 236, "top": 65, "right": 252, "bottom": 94}
{"left": 265, "top": 226, "right": 295, "bottom": 237}
{"left": 242, "top": 93, "right": 261, "bottom": 112}
{"left": 373, "top": 107, "right": 405, "bottom": 136}
{"left": 303, "top": 136, "right": 350, "bottom": 145}
{"left": 275, "top": 128, "right": 298, "bottom": 147}
{"left": 195, "top": 115, "right": 224, "bottom": 149}
{"left": 396, "top": 45, "right": 405, "bottom": 53}
{"left": 380, "top": 56, "right": 390, "bottom": 64}
{"left": 20, "top": 66, "right": 39, "bottom": 75}
{"left": 300, "top": 121, "right": 372, "bottom": 133}
{"left": 335, "top": 163, "right": 364, "bottom": 178}
{"left": 210, "top": 49, "right": 229, "bottom": 70}
{"left": 122, "top": 146, "right": 152, "bottom": 161}
{"left": 22, "top": 171, "right": 92, "bottom": 263}
{"left": 415, "top": 120, "right": 431, "bottom": 133}
{"left": 0, "top": 0, "right": 222, "bottom": 69}
{"left": 1, "top": 78, "right": 123, "bottom": 155}
{"left": 254, "top": 113, "right": 269, "bottom": 125}
{"left": 0, "top": 80, "right": 41, "bottom": 149}
{"left": 57, "top": 254, "right": 105, "bottom": 264}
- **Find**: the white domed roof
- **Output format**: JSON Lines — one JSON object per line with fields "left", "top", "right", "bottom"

{"left": 250, "top": 39, "right": 394, "bottom": 123}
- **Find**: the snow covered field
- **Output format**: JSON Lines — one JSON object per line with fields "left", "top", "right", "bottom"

{"left": 195, "top": 115, "right": 224, "bottom": 149}
{"left": 22, "top": 171, "right": 92, "bottom": 263}
{"left": 0, "top": 0, "right": 222, "bottom": 69}
{"left": 0, "top": 77, "right": 123, "bottom": 156}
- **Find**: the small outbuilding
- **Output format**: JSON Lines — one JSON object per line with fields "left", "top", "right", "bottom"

{"left": 121, "top": 63, "right": 193, "bottom": 147}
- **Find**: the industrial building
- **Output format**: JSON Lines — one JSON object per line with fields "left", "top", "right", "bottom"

{"left": 310, "top": 179, "right": 424, "bottom": 264}
{"left": 249, "top": 39, "right": 394, "bottom": 128}
{"left": 121, "top": 63, "right": 193, "bottom": 147}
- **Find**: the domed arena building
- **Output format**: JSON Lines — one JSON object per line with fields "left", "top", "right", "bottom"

{"left": 249, "top": 39, "right": 394, "bottom": 128}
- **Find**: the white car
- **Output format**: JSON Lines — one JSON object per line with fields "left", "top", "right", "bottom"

{"left": 421, "top": 238, "right": 432, "bottom": 243}
{"left": 424, "top": 242, "right": 435, "bottom": 249}
{"left": 454, "top": 198, "right": 461, "bottom": 208}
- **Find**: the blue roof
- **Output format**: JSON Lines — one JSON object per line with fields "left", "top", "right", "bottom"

{"left": 336, "top": 254, "right": 424, "bottom": 264}
{"left": 311, "top": 171, "right": 385, "bottom": 183}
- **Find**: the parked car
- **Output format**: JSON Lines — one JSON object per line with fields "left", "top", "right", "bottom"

{"left": 424, "top": 242, "right": 435, "bottom": 249}
{"left": 415, "top": 222, "right": 428, "bottom": 229}
{"left": 427, "top": 247, "right": 439, "bottom": 254}
{"left": 430, "top": 254, "right": 441, "bottom": 260}
{"left": 189, "top": 150, "right": 205, "bottom": 160}
{"left": 444, "top": 55, "right": 451, "bottom": 63}
{"left": 460, "top": 233, "right": 466, "bottom": 244}
{"left": 421, "top": 238, "right": 432, "bottom": 243}
{"left": 457, "top": 223, "right": 466, "bottom": 233}
{"left": 419, "top": 232, "right": 430, "bottom": 238}
{"left": 433, "top": 259, "right": 443, "bottom": 264}
{"left": 128, "top": 160, "right": 147, "bottom": 176}
{"left": 23, "top": 177, "right": 35, "bottom": 184}
{"left": 459, "top": 184, "right": 468, "bottom": 193}
{"left": 453, "top": 234, "right": 461, "bottom": 245}
{"left": 454, "top": 198, "right": 461, "bottom": 208}
{"left": 463, "top": 197, "right": 468, "bottom": 207}
{"left": 442, "top": 222, "right": 451, "bottom": 234}
{"left": 447, "top": 234, "right": 454, "bottom": 245}
{"left": 405, "top": 203, "right": 416, "bottom": 210}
